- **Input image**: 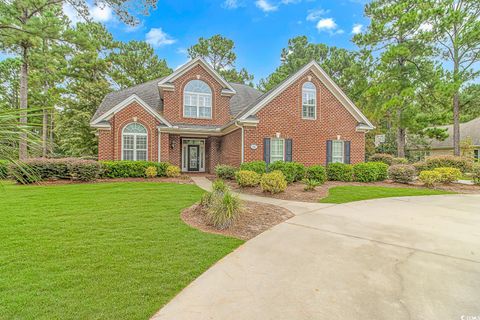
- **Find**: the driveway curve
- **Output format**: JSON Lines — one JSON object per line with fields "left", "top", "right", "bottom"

{"left": 152, "top": 178, "right": 480, "bottom": 320}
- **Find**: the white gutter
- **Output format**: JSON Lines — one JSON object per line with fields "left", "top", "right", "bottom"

{"left": 234, "top": 121, "right": 245, "bottom": 163}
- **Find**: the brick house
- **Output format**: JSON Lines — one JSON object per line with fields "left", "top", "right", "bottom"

{"left": 91, "top": 58, "right": 374, "bottom": 173}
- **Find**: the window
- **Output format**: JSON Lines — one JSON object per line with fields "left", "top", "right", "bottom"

{"left": 302, "top": 82, "right": 316, "bottom": 119}
{"left": 183, "top": 80, "right": 212, "bottom": 119}
{"left": 122, "top": 123, "right": 147, "bottom": 161}
{"left": 475, "top": 149, "right": 479, "bottom": 160}
{"left": 270, "top": 138, "right": 285, "bottom": 162}
{"left": 332, "top": 140, "right": 344, "bottom": 163}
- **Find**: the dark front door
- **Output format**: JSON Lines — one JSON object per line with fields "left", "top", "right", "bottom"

{"left": 187, "top": 145, "right": 200, "bottom": 172}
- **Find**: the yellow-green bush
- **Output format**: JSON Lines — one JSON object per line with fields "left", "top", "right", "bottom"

{"left": 260, "top": 170, "right": 287, "bottom": 194}
{"left": 145, "top": 166, "right": 157, "bottom": 178}
{"left": 433, "top": 167, "right": 461, "bottom": 184}
{"left": 419, "top": 170, "right": 442, "bottom": 188}
{"left": 235, "top": 170, "right": 261, "bottom": 187}
{"left": 166, "top": 165, "right": 181, "bottom": 178}
{"left": 472, "top": 163, "right": 480, "bottom": 185}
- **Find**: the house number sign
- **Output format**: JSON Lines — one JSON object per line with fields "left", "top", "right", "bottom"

{"left": 250, "top": 144, "right": 258, "bottom": 150}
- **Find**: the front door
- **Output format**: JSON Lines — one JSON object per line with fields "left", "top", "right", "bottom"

{"left": 187, "top": 145, "right": 200, "bottom": 172}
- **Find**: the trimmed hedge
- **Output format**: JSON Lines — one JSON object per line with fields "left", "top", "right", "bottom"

{"left": 369, "top": 153, "right": 394, "bottom": 165}
{"left": 267, "top": 161, "right": 305, "bottom": 184}
{"left": 305, "top": 165, "right": 327, "bottom": 184}
{"left": 260, "top": 170, "right": 287, "bottom": 194}
{"left": 419, "top": 170, "right": 441, "bottom": 188}
{"left": 235, "top": 170, "right": 261, "bottom": 187}
{"left": 353, "top": 162, "right": 388, "bottom": 182}
{"left": 240, "top": 161, "right": 267, "bottom": 175}
{"left": 101, "top": 161, "right": 169, "bottom": 178}
{"left": 0, "top": 160, "right": 8, "bottom": 179}
{"left": 326, "top": 163, "right": 354, "bottom": 182}
{"left": 433, "top": 167, "right": 461, "bottom": 183}
{"left": 388, "top": 164, "right": 416, "bottom": 184}
{"left": 9, "top": 158, "right": 102, "bottom": 183}
{"left": 414, "top": 156, "right": 473, "bottom": 173}
{"left": 472, "top": 163, "right": 480, "bottom": 185}
{"left": 215, "top": 164, "right": 237, "bottom": 180}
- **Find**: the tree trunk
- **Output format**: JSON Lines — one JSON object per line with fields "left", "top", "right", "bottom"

{"left": 42, "top": 108, "right": 48, "bottom": 157}
{"left": 397, "top": 126, "right": 406, "bottom": 158}
{"left": 453, "top": 92, "right": 460, "bottom": 156}
{"left": 19, "top": 46, "right": 28, "bottom": 160}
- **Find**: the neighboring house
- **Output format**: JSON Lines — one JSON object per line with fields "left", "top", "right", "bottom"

{"left": 409, "top": 117, "right": 480, "bottom": 160}
{"left": 90, "top": 58, "right": 374, "bottom": 173}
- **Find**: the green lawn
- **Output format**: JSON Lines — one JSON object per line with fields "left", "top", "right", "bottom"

{"left": 0, "top": 182, "right": 243, "bottom": 319}
{"left": 319, "top": 186, "right": 453, "bottom": 204}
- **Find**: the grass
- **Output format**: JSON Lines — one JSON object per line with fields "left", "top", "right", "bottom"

{"left": 0, "top": 182, "right": 243, "bottom": 319}
{"left": 319, "top": 186, "right": 454, "bottom": 204}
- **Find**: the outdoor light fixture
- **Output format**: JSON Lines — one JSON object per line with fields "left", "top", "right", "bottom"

{"left": 170, "top": 141, "right": 176, "bottom": 149}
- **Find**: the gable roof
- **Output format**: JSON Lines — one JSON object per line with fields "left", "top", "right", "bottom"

{"left": 237, "top": 60, "right": 374, "bottom": 130}
{"left": 428, "top": 117, "right": 480, "bottom": 149}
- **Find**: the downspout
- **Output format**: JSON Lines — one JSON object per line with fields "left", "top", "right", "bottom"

{"left": 158, "top": 128, "right": 161, "bottom": 162}
{"left": 234, "top": 121, "right": 244, "bottom": 163}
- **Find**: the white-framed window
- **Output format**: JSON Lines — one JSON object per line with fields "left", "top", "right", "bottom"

{"left": 474, "top": 149, "right": 479, "bottom": 160}
{"left": 183, "top": 80, "right": 212, "bottom": 119}
{"left": 122, "top": 123, "right": 147, "bottom": 161}
{"left": 332, "top": 140, "right": 344, "bottom": 163}
{"left": 302, "top": 82, "right": 316, "bottom": 119}
{"left": 270, "top": 138, "right": 285, "bottom": 162}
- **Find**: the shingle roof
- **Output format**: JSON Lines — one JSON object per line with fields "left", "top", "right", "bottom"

{"left": 429, "top": 117, "right": 480, "bottom": 148}
{"left": 91, "top": 79, "right": 262, "bottom": 122}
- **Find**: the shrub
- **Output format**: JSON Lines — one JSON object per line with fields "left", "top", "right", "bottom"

{"left": 8, "top": 158, "right": 103, "bottom": 183}
{"left": 0, "top": 160, "right": 8, "bottom": 179}
{"left": 413, "top": 161, "right": 429, "bottom": 173}
{"left": 326, "top": 163, "right": 354, "bottom": 182}
{"left": 353, "top": 162, "right": 388, "bottom": 182}
{"left": 235, "top": 170, "right": 261, "bottom": 187}
{"left": 101, "top": 161, "right": 169, "bottom": 178}
{"left": 215, "top": 164, "right": 237, "bottom": 180}
{"left": 472, "top": 163, "right": 480, "bottom": 185}
{"left": 166, "top": 165, "right": 181, "bottom": 178}
{"left": 145, "top": 166, "right": 157, "bottom": 178}
{"left": 369, "top": 153, "right": 394, "bottom": 165}
{"left": 260, "top": 170, "right": 287, "bottom": 194}
{"left": 200, "top": 192, "right": 213, "bottom": 208}
{"left": 423, "top": 156, "right": 473, "bottom": 173}
{"left": 303, "top": 178, "right": 322, "bottom": 191}
{"left": 419, "top": 170, "right": 442, "bottom": 188}
{"left": 212, "top": 179, "right": 229, "bottom": 193}
{"left": 388, "top": 164, "right": 416, "bottom": 184}
{"left": 305, "top": 165, "right": 327, "bottom": 184}
{"left": 206, "top": 190, "right": 242, "bottom": 229}
{"left": 239, "top": 161, "right": 267, "bottom": 175}
{"left": 267, "top": 161, "right": 305, "bottom": 183}
{"left": 392, "top": 157, "right": 408, "bottom": 165}
{"left": 433, "top": 167, "right": 461, "bottom": 184}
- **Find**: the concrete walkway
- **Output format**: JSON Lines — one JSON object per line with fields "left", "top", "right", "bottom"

{"left": 152, "top": 178, "right": 480, "bottom": 320}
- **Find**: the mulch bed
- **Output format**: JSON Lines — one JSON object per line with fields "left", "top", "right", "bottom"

{"left": 181, "top": 201, "right": 294, "bottom": 240}
{"left": 208, "top": 177, "right": 480, "bottom": 202}
{"left": 19, "top": 176, "right": 194, "bottom": 186}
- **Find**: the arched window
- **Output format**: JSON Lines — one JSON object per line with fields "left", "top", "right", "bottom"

{"left": 302, "top": 82, "right": 316, "bottom": 119}
{"left": 183, "top": 80, "right": 212, "bottom": 119}
{"left": 122, "top": 123, "right": 147, "bottom": 161}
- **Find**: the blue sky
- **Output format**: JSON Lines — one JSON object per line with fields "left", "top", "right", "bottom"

{"left": 68, "top": 0, "right": 369, "bottom": 83}
{"left": 2, "top": 0, "right": 370, "bottom": 84}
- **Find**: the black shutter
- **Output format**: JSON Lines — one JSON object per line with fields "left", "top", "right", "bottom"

{"left": 344, "top": 141, "right": 351, "bottom": 164}
{"left": 264, "top": 138, "right": 271, "bottom": 164}
{"left": 285, "top": 139, "right": 292, "bottom": 162}
{"left": 326, "top": 140, "right": 332, "bottom": 164}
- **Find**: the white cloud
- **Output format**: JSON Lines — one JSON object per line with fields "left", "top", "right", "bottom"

{"left": 351, "top": 23, "right": 363, "bottom": 34}
{"left": 222, "top": 0, "right": 239, "bottom": 9}
{"left": 316, "top": 18, "right": 344, "bottom": 34}
{"left": 255, "top": 0, "right": 278, "bottom": 12}
{"left": 146, "top": 28, "right": 177, "bottom": 48}
{"left": 281, "top": 0, "right": 301, "bottom": 4}
{"left": 90, "top": 5, "right": 113, "bottom": 22}
{"left": 63, "top": 3, "right": 81, "bottom": 24}
{"left": 306, "top": 8, "right": 328, "bottom": 21}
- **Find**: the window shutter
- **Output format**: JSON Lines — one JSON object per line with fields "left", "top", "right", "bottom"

{"left": 264, "top": 138, "right": 271, "bottom": 164}
{"left": 285, "top": 139, "right": 293, "bottom": 162}
{"left": 326, "top": 140, "right": 332, "bottom": 164}
{"left": 344, "top": 141, "right": 351, "bottom": 164}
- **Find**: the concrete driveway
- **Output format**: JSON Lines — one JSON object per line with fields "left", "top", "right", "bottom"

{"left": 152, "top": 193, "right": 480, "bottom": 320}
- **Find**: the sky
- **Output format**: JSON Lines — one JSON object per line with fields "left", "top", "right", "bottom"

{"left": 1, "top": 0, "right": 370, "bottom": 84}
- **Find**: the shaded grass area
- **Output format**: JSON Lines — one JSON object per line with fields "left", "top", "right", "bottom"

{"left": 0, "top": 182, "right": 243, "bottom": 319}
{"left": 319, "top": 186, "right": 454, "bottom": 204}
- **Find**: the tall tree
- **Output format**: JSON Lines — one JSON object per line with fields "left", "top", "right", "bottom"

{"left": 431, "top": 0, "right": 480, "bottom": 155}
{"left": 355, "top": 0, "right": 438, "bottom": 157}
{"left": 188, "top": 34, "right": 254, "bottom": 85}
{"left": 108, "top": 40, "right": 172, "bottom": 89}
{"left": 0, "top": 58, "right": 21, "bottom": 111}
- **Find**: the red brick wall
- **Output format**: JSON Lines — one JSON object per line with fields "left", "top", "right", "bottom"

{"left": 97, "top": 102, "right": 161, "bottom": 161}
{"left": 163, "top": 64, "right": 232, "bottom": 126}
{"left": 244, "top": 70, "right": 365, "bottom": 165}
{"left": 219, "top": 128, "right": 242, "bottom": 167}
